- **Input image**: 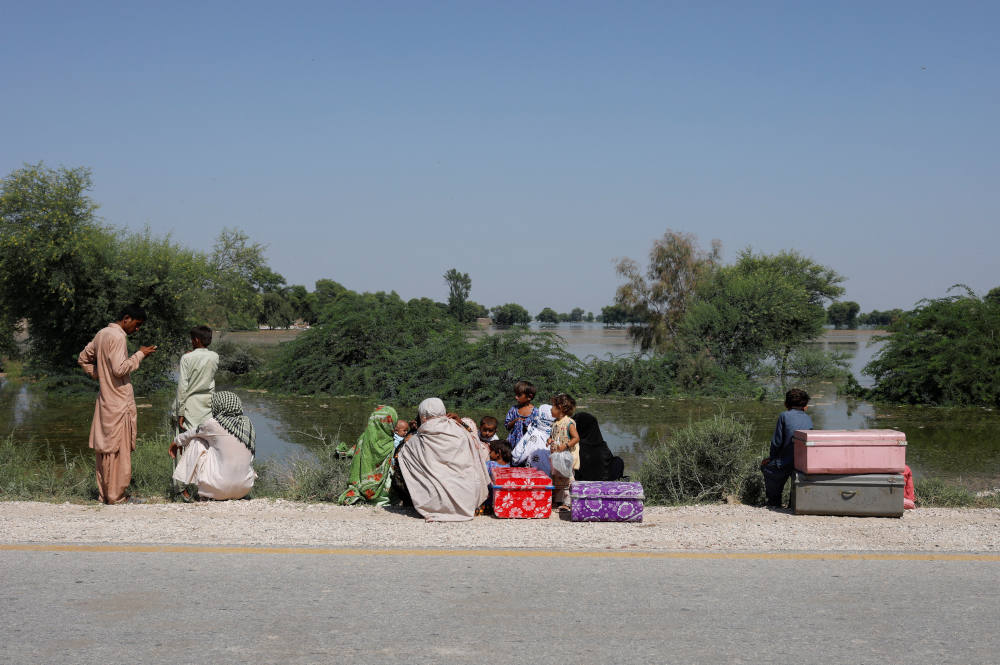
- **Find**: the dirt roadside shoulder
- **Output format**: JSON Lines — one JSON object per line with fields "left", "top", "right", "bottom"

{"left": 2, "top": 501, "right": 998, "bottom": 552}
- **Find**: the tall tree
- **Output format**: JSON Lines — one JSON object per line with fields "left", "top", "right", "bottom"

{"left": 679, "top": 249, "right": 844, "bottom": 384}
{"left": 209, "top": 228, "right": 284, "bottom": 329}
{"left": 444, "top": 268, "right": 472, "bottom": 322}
{"left": 615, "top": 230, "right": 722, "bottom": 351}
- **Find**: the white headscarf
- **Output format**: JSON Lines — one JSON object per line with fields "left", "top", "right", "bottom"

{"left": 398, "top": 396, "right": 490, "bottom": 522}
{"left": 418, "top": 397, "right": 446, "bottom": 421}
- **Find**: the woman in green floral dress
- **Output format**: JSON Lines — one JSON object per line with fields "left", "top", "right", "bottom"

{"left": 337, "top": 405, "right": 398, "bottom": 506}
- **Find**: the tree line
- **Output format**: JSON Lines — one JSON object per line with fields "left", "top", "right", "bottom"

{"left": 4, "top": 164, "right": 994, "bottom": 407}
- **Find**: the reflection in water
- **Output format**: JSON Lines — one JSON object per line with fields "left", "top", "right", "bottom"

{"left": 2, "top": 328, "right": 999, "bottom": 489}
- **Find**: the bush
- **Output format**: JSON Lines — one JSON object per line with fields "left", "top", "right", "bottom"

{"left": 215, "top": 340, "right": 264, "bottom": 376}
{"left": 864, "top": 286, "right": 1000, "bottom": 407}
{"left": 578, "top": 354, "right": 678, "bottom": 396}
{"left": 251, "top": 443, "right": 352, "bottom": 501}
{"left": 637, "top": 414, "right": 763, "bottom": 505}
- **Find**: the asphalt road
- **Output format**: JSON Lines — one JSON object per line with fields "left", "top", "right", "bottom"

{"left": 1, "top": 545, "right": 997, "bottom": 664}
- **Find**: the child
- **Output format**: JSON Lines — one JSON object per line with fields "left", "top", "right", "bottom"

{"left": 174, "top": 325, "right": 219, "bottom": 433}
{"left": 479, "top": 416, "right": 500, "bottom": 443}
{"left": 760, "top": 388, "right": 812, "bottom": 508}
{"left": 483, "top": 439, "right": 512, "bottom": 514}
{"left": 512, "top": 404, "right": 554, "bottom": 473}
{"left": 504, "top": 380, "right": 537, "bottom": 451}
{"left": 393, "top": 418, "right": 412, "bottom": 449}
{"left": 548, "top": 393, "right": 580, "bottom": 510}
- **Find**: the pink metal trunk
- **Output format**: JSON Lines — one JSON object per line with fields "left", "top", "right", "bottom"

{"left": 793, "top": 429, "right": 906, "bottom": 474}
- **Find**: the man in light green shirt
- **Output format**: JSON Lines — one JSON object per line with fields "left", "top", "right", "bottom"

{"left": 175, "top": 325, "right": 219, "bottom": 432}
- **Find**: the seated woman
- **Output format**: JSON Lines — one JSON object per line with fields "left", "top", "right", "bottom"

{"left": 395, "top": 397, "right": 490, "bottom": 521}
{"left": 169, "top": 391, "right": 257, "bottom": 500}
{"left": 574, "top": 411, "right": 625, "bottom": 481}
{"left": 337, "top": 405, "right": 398, "bottom": 506}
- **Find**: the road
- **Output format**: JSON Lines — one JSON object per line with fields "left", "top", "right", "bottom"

{"left": 1, "top": 545, "right": 997, "bottom": 664}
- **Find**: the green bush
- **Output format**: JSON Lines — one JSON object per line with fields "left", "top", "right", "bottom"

{"left": 864, "top": 286, "right": 1000, "bottom": 407}
{"left": 215, "top": 340, "right": 264, "bottom": 376}
{"left": 578, "top": 354, "right": 678, "bottom": 397}
{"left": 251, "top": 443, "right": 352, "bottom": 501}
{"left": 637, "top": 414, "right": 763, "bottom": 505}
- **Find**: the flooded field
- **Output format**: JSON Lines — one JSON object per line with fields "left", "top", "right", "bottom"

{"left": 3, "top": 326, "right": 999, "bottom": 490}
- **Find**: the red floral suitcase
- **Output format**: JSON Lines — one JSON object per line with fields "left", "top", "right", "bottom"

{"left": 491, "top": 467, "right": 554, "bottom": 519}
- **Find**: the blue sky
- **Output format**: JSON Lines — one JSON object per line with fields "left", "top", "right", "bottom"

{"left": 2, "top": 1, "right": 997, "bottom": 314}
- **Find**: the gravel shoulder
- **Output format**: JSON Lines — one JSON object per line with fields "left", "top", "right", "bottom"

{"left": 2, "top": 501, "right": 999, "bottom": 552}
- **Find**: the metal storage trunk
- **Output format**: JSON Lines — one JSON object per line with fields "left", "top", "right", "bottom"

{"left": 792, "top": 472, "right": 904, "bottom": 517}
{"left": 491, "top": 467, "right": 553, "bottom": 519}
{"left": 793, "top": 429, "right": 906, "bottom": 474}
{"left": 570, "top": 481, "right": 644, "bottom": 522}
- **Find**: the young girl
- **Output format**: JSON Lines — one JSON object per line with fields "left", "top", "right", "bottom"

{"left": 548, "top": 393, "right": 580, "bottom": 510}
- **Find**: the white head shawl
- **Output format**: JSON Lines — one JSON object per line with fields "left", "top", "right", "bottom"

{"left": 418, "top": 397, "right": 446, "bottom": 421}
{"left": 534, "top": 404, "right": 555, "bottom": 433}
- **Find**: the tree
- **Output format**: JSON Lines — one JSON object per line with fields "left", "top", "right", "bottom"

{"left": 678, "top": 249, "right": 844, "bottom": 384}
{"left": 585, "top": 311, "right": 595, "bottom": 322}
{"left": 985, "top": 287, "right": 1000, "bottom": 306}
{"left": 444, "top": 268, "right": 472, "bottom": 322}
{"left": 536, "top": 307, "right": 560, "bottom": 324}
{"left": 284, "top": 285, "right": 316, "bottom": 325}
{"left": 600, "top": 304, "right": 629, "bottom": 326}
{"left": 569, "top": 307, "right": 585, "bottom": 322}
{"left": 463, "top": 300, "right": 489, "bottom": 320}
{"left": 491, "top": 303, "right": 531, "bottom": 326}
{"left": 615, "top": 230, "right": 722, "bottom": 351}
{"left": 209, "top": 228, "right": 284, "bottom": 329}
{"left": 260, "top": 291, "right": 296, "bottom": 329}
{"left": 0, "top": 164, "right": 214, "bottom": 382}
{"left": 827, "top": 301, "right": 860, "bottom": 329}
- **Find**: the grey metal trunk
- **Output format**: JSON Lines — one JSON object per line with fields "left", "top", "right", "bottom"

{"left": 792, "top": 472, "right": 904, "bottom": 518}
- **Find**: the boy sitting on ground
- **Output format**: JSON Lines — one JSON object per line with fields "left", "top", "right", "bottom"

{"left": 760, "top": 388, "right": 812, "bottom": 508}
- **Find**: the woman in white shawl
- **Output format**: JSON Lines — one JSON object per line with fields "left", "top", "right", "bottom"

{"left": 511, "top": 403, "right": 555, "bottom": 474}
{"left": 169, "top": 391, "right": 257, "bottom": 500}
{"left": 395, "top": 397, "right": 490, "bottom": 521}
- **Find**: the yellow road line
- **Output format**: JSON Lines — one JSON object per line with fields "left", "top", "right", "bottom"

{"left": 1, "top": 543, "right": 998, "bottom": 562}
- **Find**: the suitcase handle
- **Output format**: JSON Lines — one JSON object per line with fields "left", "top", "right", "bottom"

{"left": 840, "top": 490, "right": 857, "bottom": 499}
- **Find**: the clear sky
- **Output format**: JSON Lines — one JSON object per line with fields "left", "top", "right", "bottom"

{"left": 2, "top": 1, "right": 997, "bottom": 315}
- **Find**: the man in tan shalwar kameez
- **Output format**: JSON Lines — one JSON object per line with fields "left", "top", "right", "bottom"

{"left": 78, "top": 304, "right": 157, "bottom": 504}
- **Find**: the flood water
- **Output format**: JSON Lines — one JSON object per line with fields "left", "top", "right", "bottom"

{"left": 3, "top": 325, "right": 999, "bottom": 490}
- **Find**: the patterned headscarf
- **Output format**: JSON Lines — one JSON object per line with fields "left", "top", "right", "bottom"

{"left": 211, "top": 391, "right": 256, "bottom": 454}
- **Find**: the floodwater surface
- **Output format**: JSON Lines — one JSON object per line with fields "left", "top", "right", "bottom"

{"left": 3, "top": 327, "right": 998, "bottom": 489}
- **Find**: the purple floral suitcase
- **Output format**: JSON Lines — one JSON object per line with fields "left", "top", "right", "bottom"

{"left": 570, "top": 480, "right": 644, "bottom": 522}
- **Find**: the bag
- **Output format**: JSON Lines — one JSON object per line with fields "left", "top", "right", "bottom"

{"left": 550, "top": 450, "right": 573, "bottom": 478}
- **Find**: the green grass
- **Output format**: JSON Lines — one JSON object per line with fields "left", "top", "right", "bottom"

{"left": 916, "top": 477, "right": 1000, "bottom": 508}
{"left": 0, "top": 434, "right": 351, "bottom": 503}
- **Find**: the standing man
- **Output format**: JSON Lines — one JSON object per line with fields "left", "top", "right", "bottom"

{"left": 174, "top": 325, "right": 219, "bottom": 433}
{"left": 78, "top": 304, "right": 157, "bottom": 504}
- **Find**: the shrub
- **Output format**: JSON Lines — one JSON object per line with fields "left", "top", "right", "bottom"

{"left": 637, "top": 414, "right": 763, "bottom": 505}
{"left": 864, "top": 286, "right": 1000, "bottom": 407}
{"left": 251, "top": 443, "right": 352, "bottom": 501}
{"left": 215, "top": 340, "right": 264, "bottom": 376}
